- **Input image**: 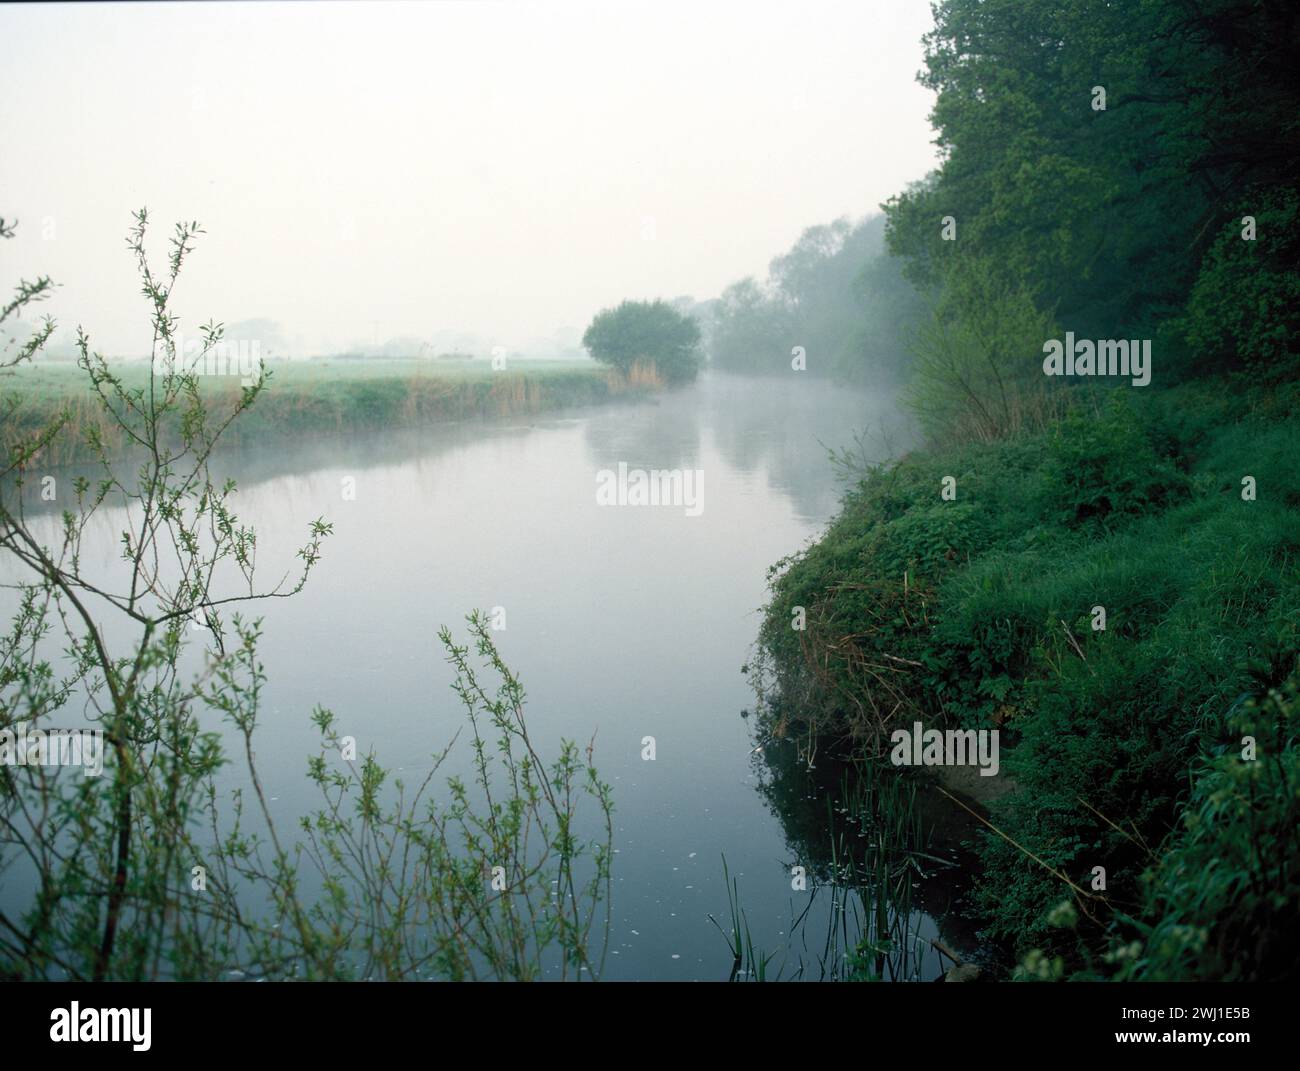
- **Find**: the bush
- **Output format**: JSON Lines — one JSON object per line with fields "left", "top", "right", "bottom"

{"left": 582, "top": 299, "right": 702, "bottom": 383}
{"left": 757, "top": 376, "right": 1300, "bottom": 975}
{"left": 1178, "top": 187, "right": 1300, "bottom": 381}
{"left": 905, "top": 254, "right": 1062, "bottom": 445}
{"left": 0, "top": 214, "right": 614, "bottom": 980}
{"left": 1039, "top": 393, "right": 1190, "bottom": 530}
{"left": 1108, "top": 645, "right": 1299, "bottom": 982}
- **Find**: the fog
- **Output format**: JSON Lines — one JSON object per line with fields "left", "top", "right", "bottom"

{"left": 0, "top": 0, "right": 937, "bottom": 358}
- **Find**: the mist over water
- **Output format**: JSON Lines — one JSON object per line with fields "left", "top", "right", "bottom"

{"left": 2, "top": 371, "right": 945, "bottom": 979}
{"left": 218, "top": 372, "right": 915, "bottom": 979}
{"left": 2, "top": 0, "right": 1293, "bottom": 1019}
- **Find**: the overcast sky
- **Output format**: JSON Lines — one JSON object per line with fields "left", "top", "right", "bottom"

{"left": 0, "top": 0, "right": 938, "bottom": 357}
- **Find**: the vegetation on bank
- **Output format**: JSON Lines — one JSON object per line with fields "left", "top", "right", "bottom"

{"left": 581, "top": 299, "right": 703, "bottom": 384}
{"left": 754, "top": 0, "right": 1299, "bottom": 981}
{"left": 0, "top": 357, "right": 657, "bottom": 467}
{"left": 758, "top": 380, "right": 1299, "bottom": 977}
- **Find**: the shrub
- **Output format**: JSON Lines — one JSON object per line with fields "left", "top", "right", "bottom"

{"left": 0, "top": 213, "right": 614, "bottom": 980}
{"left": 905, "top": 254, "right": 1062, "bottom": 445}
{"left": 1040, "top": 393, "right": 1189, "bottom": 529}
{"left": 582, "top": 299, "right": 702, "bottom": 383}
{"left": 758, "top": 375, "right": 1300, "bottom": 976}
{"left": 1178, "top": 187, "right": 1300, "bottom": 381}
{"left": 1111, "top": 647, "right": 1300, "bottom": 982}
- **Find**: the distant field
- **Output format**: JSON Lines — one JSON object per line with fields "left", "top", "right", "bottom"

{"left": 1, "top": 356, "right": 646, "bottom": 466}
{"left": 268, "top": 356, "right": 599, "bottom": 383}
{"left": 3, "top": 356, "right": 599, "bottom": 393}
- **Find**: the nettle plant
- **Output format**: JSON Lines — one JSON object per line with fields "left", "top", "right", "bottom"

{"left": 0, "top": 212, "right": 612, "bottom": 980}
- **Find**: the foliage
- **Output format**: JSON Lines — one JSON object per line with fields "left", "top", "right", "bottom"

{"left": 884, "top": 0, "right": 1300, "bottom": 378}
{"left": 581, "top": 299, "right": 701, "bottom": 384}
{"left": 756, "top": 379, "right": 1300, "bottom": 970}
{"left": 1014, "top": 646, "right": 1300, "bottom": 982}
{"left": 905, "top": 254, "right": 1062, "bottom": 443}
{"left": 1107, "top": 650, "right": 1300, "bottom": 982}
{"left": 1178, "top": 187, "right": 1300, "bottom": 381}
{"left": 709, "top": 214, "right": 925, "bottom": 383}
{"left": 0, "top": 214, "right": 613, "bottom": 980}
{"left": 1039, "top": 392, "right": 1190, "bottom": 529}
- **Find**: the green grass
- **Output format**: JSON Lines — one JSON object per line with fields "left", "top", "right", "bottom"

{"left": 1, "top": 356, "right": 639, "bottom": 466}
{"left": 755, "top": 375, "right": 1300, "bottom": 977}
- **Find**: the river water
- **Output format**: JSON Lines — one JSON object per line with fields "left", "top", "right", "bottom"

{"left": 3, "top": 370, "right": 987, "bottom": 980}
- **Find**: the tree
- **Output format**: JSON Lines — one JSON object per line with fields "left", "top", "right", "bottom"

{"left": 581, "top": 299, "right": 702, "bottom": 384}
{"left": 906, "top": 253, "right": 1061, "bottom": 443}
{"left": 883, "top": 0, "right": 1300, "bottom": 375}
{"left": 708, "top": 214, "right": 925, "bottom": 382}
{"left": 710, "top": 277, "right": 790, "bottom": 374}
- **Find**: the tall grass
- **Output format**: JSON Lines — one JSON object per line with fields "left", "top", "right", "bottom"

{"left": 1, "top": 360, "right": 635, "bottom": 467}
{"left": 712, "top": 753, "right": 960, "bottom": 982}
{"left": 606, "top": 359, "right": 665, "bottom": 393}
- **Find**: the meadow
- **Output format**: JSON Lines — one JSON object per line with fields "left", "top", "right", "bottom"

{"left": 1, "top": 356, "right": 655, "bottom": 466}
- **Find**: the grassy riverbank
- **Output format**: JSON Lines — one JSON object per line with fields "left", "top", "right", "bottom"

{"left": 1, "top": 357, "right": 656, "bottom": 466}
{"left": 757, "top": 376, "right": 1300, "bottom": 979}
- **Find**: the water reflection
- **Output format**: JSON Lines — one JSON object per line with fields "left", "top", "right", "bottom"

{"left": 2, "top": 371, "right": 964, "bottom": 981}
{"left": 747, "top": 735, "right": 986, "bottom": 980}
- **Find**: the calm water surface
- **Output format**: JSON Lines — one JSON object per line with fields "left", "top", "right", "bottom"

{"left": 6, "top": 371, "right": 986, "bottom": 980}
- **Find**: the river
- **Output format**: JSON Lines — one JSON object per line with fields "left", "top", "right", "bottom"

{"left": 3, "top": 370, "right": 987, "bottom": 980}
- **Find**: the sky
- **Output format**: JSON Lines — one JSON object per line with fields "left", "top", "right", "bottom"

{"left": 0, "top": 0, "right": 939, "bottom": 357}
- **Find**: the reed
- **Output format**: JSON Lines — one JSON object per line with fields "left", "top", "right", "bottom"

{"left": 707, "top": 855, "right": 778, "bottom": 982}
{"left": 1, "top": 361, "right": 627, "bottom": 467}
{"left": 604, "top": 358, "right": 665, "bottom": 394}
{"left": 712, "top": 756, "right": 952, "bottom": 982}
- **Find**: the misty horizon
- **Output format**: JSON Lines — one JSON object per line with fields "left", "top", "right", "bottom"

{"left": 0, "top": 0, "right": 937, "bottom": 358}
